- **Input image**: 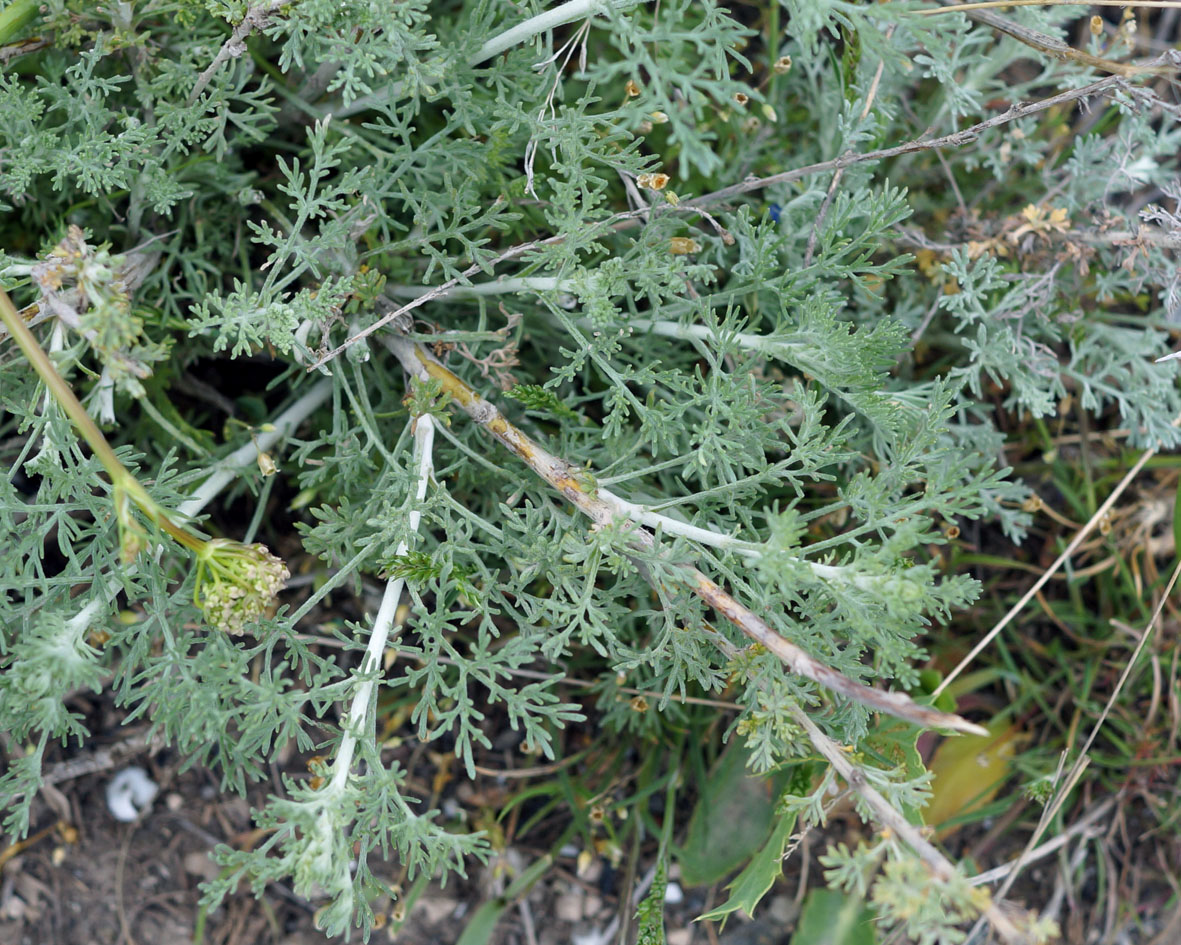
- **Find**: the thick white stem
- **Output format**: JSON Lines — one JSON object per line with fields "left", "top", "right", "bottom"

{"left": 627, "top": 318, "right": 807, "bottom": 356}
{"left": 384, "top": 276, "right": 565, "bottom": 302}
{"left": 330, "top": 0, "right": 636, "bottom": 118}
{"left": 327, "top": 414, "right": 434, "bottom": 791}
{"left": 177, "top": 378, "right": 333, "bottom": 520}
{"left": 472, "top": 0, "right": 624, "bottom": 65}
{"left": 598, "top": 488, "right": 895, "bottom": 591}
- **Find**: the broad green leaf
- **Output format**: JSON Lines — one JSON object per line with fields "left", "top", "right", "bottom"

{"left": 678, "top": 742, "right": 785, "bottom": 888}
{"left": 698, "top": 803, "right": 796, "bottom": 923}
{"left": 790, "top": 887, "right": 876, "bottom": 945}
{"left": 924, "top": 719, "right": 1022, "bottom": 836}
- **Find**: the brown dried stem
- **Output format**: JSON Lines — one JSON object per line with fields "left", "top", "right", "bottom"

{"left": 189, "top": 0, "right": 289, "bottom": 103}
{"left": 383, "top": 333, "right": 986, "bottom": 737}
{"left": 314, "top": 73, "right": 1133, "bottom": 370}
{"left": 960, "top": 8, "right": 1177, "bottom": 77}
{"left": 695, "top": 618, "right": 1028, "bottom": 943}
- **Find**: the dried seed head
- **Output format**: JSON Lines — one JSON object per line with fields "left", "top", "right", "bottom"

{"left": 625, "top": 79, "right": 641, "bottom": 97}
{"left": 637, "top": 172, "right": 669, "bottom": 191}
{"left": 773, "top": 55, "right": 793, "bottom": 74}
{"left": 629, "top": 695, "right": 649, "bottom": 712}
{"left": 668, "top": 237, "right": 701, "bottom": 255}
{"left": 733, "top": 91, "right": 749, "bottom": 106}
{"left": 1090, "top": 15, "right": 1103, "bottom": 36}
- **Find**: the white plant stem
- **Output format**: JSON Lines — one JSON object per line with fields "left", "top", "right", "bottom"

{"left": 626, "top": 318, "right": 806, "bottom": 357}
{"left": 177, "top": 378, "right": 333, "bottom": 519}
{"left": 597, "top": 487, "right": 896, "bottom": 592}
{"left": 471, "top": 0, "right": 629, "bottom": 65}
{"left": 380, "top": 275, "right": 806, "bottom": 357}
{"left": 328, "top": 0, "right": 634, "bottom": 118}
{"left": 384, "top": 276, "right": 566, "bottom": 302}
{"left": 327, "top": 413, "right": 434, "bottom": 792}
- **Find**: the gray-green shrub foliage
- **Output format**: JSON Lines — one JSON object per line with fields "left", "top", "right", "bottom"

{"left": 1, "top": 0, "right": 1178, "bottom": 940}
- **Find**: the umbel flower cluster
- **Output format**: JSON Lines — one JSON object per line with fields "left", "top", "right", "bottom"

{"left": 0, "top": 275, "right": 290, "bottom": 640}
{"left": 194, "top": 540, "right": 291, "bottom": 636}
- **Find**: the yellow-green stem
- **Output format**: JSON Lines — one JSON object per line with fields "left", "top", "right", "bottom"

{"left": 0, "top": 286, "right": 201, "bottom": 552}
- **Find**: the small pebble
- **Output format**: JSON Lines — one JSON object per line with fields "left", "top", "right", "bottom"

{"left": 105, "top": 767, "right": 158, "bottom": 822}
{"left": 554, "top": 891, "right": 583, "bottom": 922}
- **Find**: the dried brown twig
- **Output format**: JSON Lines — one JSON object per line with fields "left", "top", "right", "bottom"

{"left": 189, "top": 0, "right": 289, "bottom": 103}
{"left": 681, "top": 607, "right": 1028, "bottom": 944}
{"left": 917, "top": 0, "right": 1181, "bottom": 14}
{"left": 957, "top": 7, "right": 1178, "bottom": 78}
{"left": 380, "top": 331, "right": 1024, "bottom": 932}
{"left": 313, "top": 72, "right": 1132, "bottom": 370}
{"left": 686, "top": 72, "right": 1131, "bottom": 209}
{"left": 383, "top": 333, "right": 986, "bottom": 737}
{"left": 0, "top": 36, "right": 51, "bottom": 65}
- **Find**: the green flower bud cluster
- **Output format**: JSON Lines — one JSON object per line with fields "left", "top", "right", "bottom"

{"left": 194, "top": 539, "right": 290, "bottom": 636}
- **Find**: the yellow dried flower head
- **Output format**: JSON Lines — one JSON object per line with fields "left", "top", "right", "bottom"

{"left": 1009, "top": 204, "right": 1070, "bottom": 243}
{"left": 637, "top": 172, "right": 669, "bottom": 191}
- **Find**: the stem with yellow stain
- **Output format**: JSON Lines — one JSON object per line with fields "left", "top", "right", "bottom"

{"left": 383, "top": 332, "right": 987, "bottom": 737}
